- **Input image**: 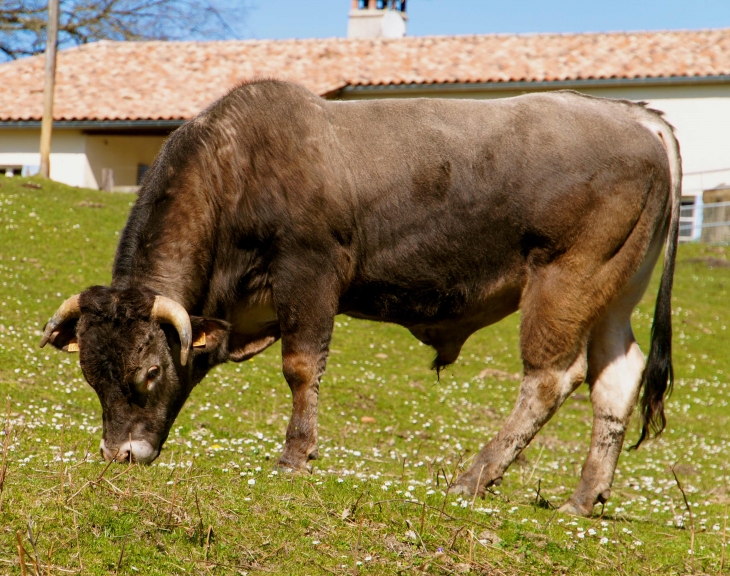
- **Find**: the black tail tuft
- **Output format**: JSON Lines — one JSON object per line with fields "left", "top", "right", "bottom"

{"left": 631, "top": 208, "right": 679, "bottom": 450}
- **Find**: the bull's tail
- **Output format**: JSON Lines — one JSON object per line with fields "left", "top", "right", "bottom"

{"left": 632, "top": 116, "right": 682, "bottom": 449}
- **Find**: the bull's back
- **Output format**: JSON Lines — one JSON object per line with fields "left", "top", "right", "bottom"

{"left": 327, "top": 93, "right": 670, "bottom": 324}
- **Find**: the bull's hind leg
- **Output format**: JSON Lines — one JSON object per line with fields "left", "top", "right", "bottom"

{"left": 558, "top": 300, "right": 646, "bottom": 515}
{"left": 452, "top": 271, "right": 591, "bottom": 496}
{"left": 451, "top": 346, "right": 588, "bottom": 496}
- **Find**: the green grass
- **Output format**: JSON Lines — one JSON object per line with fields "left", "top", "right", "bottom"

{"left": 0, "top": 175, "right": 728, "bottom": 575}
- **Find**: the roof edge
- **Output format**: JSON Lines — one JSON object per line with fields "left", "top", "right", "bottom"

{"left": 0, "top": 119, "right": 186, "bottom": 129}
{"left": 1, "top": 74, "right": 729, "bottom": 125}
{"left": 341, "top": 74, "right": 730, "bottom": 95}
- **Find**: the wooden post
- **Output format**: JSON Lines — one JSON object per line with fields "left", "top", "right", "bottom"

{"left": 101, "top": 168, "right": 114, "bottom": 192}
{"left": 39, "top": 0, "right": 60, "bottom": 179}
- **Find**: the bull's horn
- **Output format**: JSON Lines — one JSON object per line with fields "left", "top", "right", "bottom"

{"left": 151, "top": 296, "right": 192, "bottom": 366}
{"left": 40, "top": 294, "right": 81, "bottom": 348}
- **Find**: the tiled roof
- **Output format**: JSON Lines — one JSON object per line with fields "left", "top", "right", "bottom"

{"left": 0, "top": 29, "right": 729, "bottom": 122}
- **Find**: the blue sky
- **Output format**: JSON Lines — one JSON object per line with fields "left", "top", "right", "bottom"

{"left": 237, "top": 0, "right": 730, "bottom": 40}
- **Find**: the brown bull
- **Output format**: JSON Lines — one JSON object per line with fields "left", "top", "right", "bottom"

{"left": 41, "top": 80, "right": 680, "bottom": 516}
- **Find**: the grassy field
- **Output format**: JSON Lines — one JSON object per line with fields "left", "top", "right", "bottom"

{"left": 0, "top": 175, "right": 728, "bottom": 575}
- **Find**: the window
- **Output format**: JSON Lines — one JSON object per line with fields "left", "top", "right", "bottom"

{"left": 1, "top": 165, "right": 22, "bottom": 177}
{"left": 679, "top": 196, "right": 702, "bottom": 241}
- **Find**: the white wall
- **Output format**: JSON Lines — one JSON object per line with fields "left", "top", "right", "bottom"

{"left": 85, "top": 135, "right": 168, "bottom": 189}
{"left": 0, "top": 129, "right": 94, "bottom": 188}
{"left": 0, "top": 130, "right": 167, "bottom": 190}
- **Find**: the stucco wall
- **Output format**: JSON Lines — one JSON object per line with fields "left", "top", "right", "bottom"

{"left": 85, "top": 135, "right": 168, "bottom": 189}
{"left": 0, "top": 129, "right": 92, "bottom": 187}
{"left": 0, "top": 130, "right": 167, "bottom": 190}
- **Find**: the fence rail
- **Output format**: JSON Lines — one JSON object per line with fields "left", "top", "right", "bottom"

{"left": 680, "top": 201, "right": 730, "bottom": 244}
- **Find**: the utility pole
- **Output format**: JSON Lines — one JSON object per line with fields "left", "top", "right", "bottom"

{"left": 39, "top": 0, "right": 60, "bottom": 179}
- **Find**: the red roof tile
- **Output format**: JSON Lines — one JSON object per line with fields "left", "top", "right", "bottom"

{"left": 0, "top": 29, "right": 729, "bottom": 122}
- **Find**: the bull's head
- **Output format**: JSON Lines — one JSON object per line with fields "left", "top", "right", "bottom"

{"left": 40, "top": 286, "right": 230, "bottom": 464}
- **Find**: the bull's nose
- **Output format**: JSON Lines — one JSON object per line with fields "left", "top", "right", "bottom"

{"left": 100, "top": 445, "right": 131, "bottom": 462}
{"left": 100, "top": 438, "right": 158, "bottom": 464}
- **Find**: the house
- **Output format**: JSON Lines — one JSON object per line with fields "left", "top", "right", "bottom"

{"left": 0, "top": 2, "right": 728, "bottom": 239}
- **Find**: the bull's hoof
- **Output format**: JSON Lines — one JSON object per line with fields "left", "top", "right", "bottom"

{"left": 449, "top": 476, "right": 500, "bottom": 497}
{"left": 448, "top": 483, "right": 475, "bottom": 497}
{"left": 559, "top": 488, "right": 610, "bottom": 517}
{"left": 449, "top": 472, "right": 501, "bottom": 497}
{"left": 275, "top": 448, "right": 318, "bottom": 474}
{"left": 557, "top": 500, "right": 594, "bottom": 517}
{"left": 275, "top": 456, "right": 312, "bottom": 474}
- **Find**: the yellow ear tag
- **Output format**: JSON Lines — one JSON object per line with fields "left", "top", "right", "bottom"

{"left": 67, "top": 342, "right": 80, "bottom": 352}
{"left": 192, "top": 333, "right": 207, "bottom": 348}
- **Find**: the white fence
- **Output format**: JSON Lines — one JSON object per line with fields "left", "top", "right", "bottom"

{"left": 680, "top": 201, "right": 730, "bottom": 243}
{"left": 679, "top": 168, "right": 730, "bottom": 244}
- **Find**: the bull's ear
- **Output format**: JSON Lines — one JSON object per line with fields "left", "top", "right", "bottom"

{"left": 43, "top": 319, "right": 80, "bottom": 353}
{"left": 189, "top": 317, "right": 231, "bottom": 360}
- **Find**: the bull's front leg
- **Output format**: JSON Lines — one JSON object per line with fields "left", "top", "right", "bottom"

{"left": 273, "top": 259, "right": 338, "bottom": 472}
{"left": 277, "top": 337, "right": 330, "bottom": 471}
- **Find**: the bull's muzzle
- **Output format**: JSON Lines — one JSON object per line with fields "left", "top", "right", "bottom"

{"left": 100, "top": 438, "right": 158, "bottom": 464}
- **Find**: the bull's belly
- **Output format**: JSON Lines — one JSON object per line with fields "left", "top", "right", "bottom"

{"left": 226, "top": 270, "right": 524, "bottom": 360}
{"left": 340, "top": 273, "right": 524, "bottom": 333}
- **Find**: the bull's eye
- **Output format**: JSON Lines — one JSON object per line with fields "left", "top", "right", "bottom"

{"left": 146, "top": 366, "right": 160, "bottom": 390}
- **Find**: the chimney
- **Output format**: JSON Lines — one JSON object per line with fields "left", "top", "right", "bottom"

{"left": 347, "top": 0, "right": 407, "bottom": 40}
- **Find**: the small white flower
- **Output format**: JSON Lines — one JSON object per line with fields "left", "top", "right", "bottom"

{"left": 247, "top": 479, "right": 256, "bottom": 486}
{"left": 599, "top": 537, "right": 609, "bottom": 545}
